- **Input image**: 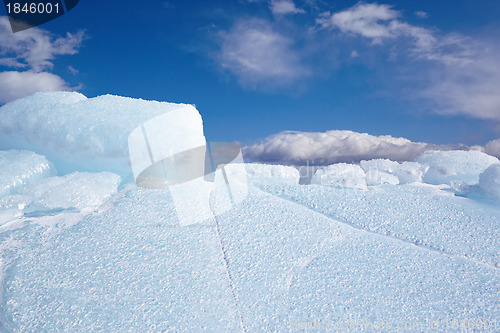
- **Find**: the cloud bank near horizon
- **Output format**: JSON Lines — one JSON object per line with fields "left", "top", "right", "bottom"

{"left": 242, "top": 130, "right": 498, "bottom": 165}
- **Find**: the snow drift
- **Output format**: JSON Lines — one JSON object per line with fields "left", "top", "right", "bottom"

{"left": 416, "top": 150, "right": 499, "bottom": 185}
{"left": 241, "top": 163, "right": 300, "bottom": 185}
{"left": 311, "top": 163, "right": 367, "bottom": 189}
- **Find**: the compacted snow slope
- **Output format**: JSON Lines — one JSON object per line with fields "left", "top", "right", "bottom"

{"left": 256, "top": 183, "right": 500, "bottom": 269}
{"left": 1, "top": 184, "right": 498, "bottom": 332}
{"left": 1, "top": 186, "right": 241, "bottom": 332}
{"left": 0, "top": 92, "right": 499, "bottom": 332}
{"left": 216, "top": 187, "right": 499, "bottom": 332}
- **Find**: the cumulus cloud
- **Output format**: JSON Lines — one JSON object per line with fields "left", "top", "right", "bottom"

{"left": 0, "top": 17, "right": 84, "bottom": 72}
{"left": 0, "top": 16, "right": 84, "bottom": 104}
{"left": 485, "top": 139, "right": 500, "bottom": 158}
{"left": 415, "top": 11, "right": 428, "bottom": 19}
{"left": 269, "top": 0, "right": 305, "bottom": 16}
{"left": 218, "top": 18, "right": 308, "bottom": 88}
{"left": 316, "top": 2, "right": 473, "bottom": 65}
{"left": 242, "top": 130, "right": 430, "bottom": 165}
{"left": 0, "top": 71, "right": 71, "bottom": 104}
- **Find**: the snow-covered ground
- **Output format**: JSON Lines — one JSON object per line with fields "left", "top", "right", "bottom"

{"left": 0, "top": 92, "right": 499, "bottom": 332}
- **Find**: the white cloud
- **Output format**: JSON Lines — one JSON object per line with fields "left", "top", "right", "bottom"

{"left": 0, "top": 17, "right": 84, "bottom": 72}
{"left": 421, "top": 45, "right": 500, "bottom": 120}
{"left": 218, "top": 19, "right": 308, "bottom": 88}
{"left": 316, "top": 3, "right": 472, "bottom": 65}
{"left": 0, "top": 71, "right": 72, "bottom": 104}
{"left": 318, "top": 3, "right": 399, "bottom": 40}
{"left": 315, "top": 3, "right": 500, "bottom": 122}
{"left": 269, "top": 0, "right": 305, "bottom": 16}
{"left": 0, "top": 16, "right": 84, "bottom": 104}
{"left": 415, "top": 11, "right": 428, "bottom": 19}
{"left": 485, "top": 139, "right": 500, "bottom": 158}
{"left": 68, "top": 65, "right": 79, "bottom": 75}
{"left": 242, "top": 130, "right": 430, "bottom": 165}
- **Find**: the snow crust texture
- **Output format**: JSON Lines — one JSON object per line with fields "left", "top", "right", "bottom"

{"left": 2, "top": 183, "right": 498, "bottom": 332}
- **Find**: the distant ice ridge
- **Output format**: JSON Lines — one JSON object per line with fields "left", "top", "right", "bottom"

{"left": 311, "top": 163, "right": 367, "bottom": 189}
{"left": 310, "top": 159, "right": 427, "bottom": 188}
{"left": 308, "top": 150, "right": 500, "bottom": 200}
{"left": 416, "top": 150, "right": 499, "bottom": 185}
{"left": 0, "top": 92, "right": 203, "bottom": 178}
{"left": 361, "top": 159, "right": 428, "bottom": 185}
{"left": 241, "top": 163, "right": 300, "bottom": 185}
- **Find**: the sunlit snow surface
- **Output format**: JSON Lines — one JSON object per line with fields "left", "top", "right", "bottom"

{"left": 1, "top": 178, "right": 499, "bottom": 331}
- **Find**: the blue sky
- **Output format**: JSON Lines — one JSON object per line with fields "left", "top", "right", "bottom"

{"left": 1, "top": 0, "right": 500, "bottom": 155}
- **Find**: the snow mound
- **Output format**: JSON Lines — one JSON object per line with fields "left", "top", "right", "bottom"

{"left": 241, "top": 163, "right": 300, "bottom": 185}
{"left": 364, "top": 169, "right": 399, "bottom": 186}
{"left": 361, "top": 159, "right": 428, "bottom": 185}
{"left": 416, "top": 150, "right": 499, "bottom": 185}
{"left": 0, "top": 92, "right": 203, "bottom": 178}
{"left": 394, "top": 161, "right": 428, "bottom": 184}
{"left": 0, "top": 149, "right": 55, "bottom": 196}
{"left": 0, "top": 169, "right": 121, "bottom": 226}
{"left": 479, "top": 164, "right": 500, "bottom": 199}
{"left": 312, "top": 163, "right": 367, "bottom": 189}
{"left": 20, "top": 172, "right": 121, "bottom": 215}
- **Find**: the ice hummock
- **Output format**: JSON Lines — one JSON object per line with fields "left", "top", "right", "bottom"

{"left": 311, "top": 163, "right": 367, "bottom": 189}
{"left": 361, "top": 158, "right": 428, "bottom": 185}
{"left": 20, "top": 172, "right": 121, "bottom": 215}
{"left": 241, "top": 163, "right": 300, "bottom": 185}
{"left": 0, "top": 148, "right": 121, "bottom": 226}
{"left": 0, "top": 92, "right": 203, "bottom": 178}
{"left": 416, "top": 150, "right": 499, "bottom": 186}
{"left": 0, "top": 150, "right": 55, "bottom": 197}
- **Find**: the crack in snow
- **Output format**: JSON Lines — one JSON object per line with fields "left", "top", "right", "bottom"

{"left": 256, "top": 186, "right": 499, "bottom": 271}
